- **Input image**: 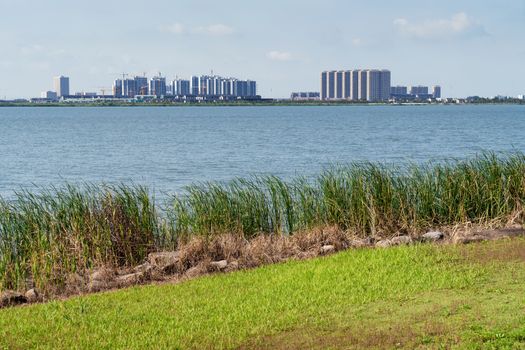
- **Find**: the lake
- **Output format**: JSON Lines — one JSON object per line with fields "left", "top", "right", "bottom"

{"left": 0, "top": 105, "right": 524, "bottom": 199}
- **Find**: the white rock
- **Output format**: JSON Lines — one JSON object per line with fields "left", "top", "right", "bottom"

{"left": 422, "top": 231, "right": 444, "bottom": 242}
{"left": 210, "top": 260, "right": 228, "bottom": 270}
{"left": 321, "top": 245, "right": 335, "bottom": 254}
{"left": 375, "top": 240, "right": 392, "bottom": 248}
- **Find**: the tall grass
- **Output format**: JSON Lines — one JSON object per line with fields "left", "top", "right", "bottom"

{"left": 1, "top": 153, "right": 524, "bottom": 292}
{"left": 170, "top": 153, "right": 525, "bottom": 237}
{"left": 0, "top": 185, "right": 158, "bottom": 292}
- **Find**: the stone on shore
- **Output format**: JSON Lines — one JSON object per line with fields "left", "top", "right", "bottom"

{"left": 209, "top": 260, "right": 228, "bottom": 271}
{"left": 0, "top": 291, "right": 28, "bottom": 308}
{"left": 25, "top": 288, "right": 41, "bottom": 303}
{"left": 422, "top": 231, "right": 444, "bottom": 242}
{"left": 320, "top": 245, "right": 335, "bottom": 254}
{"left": 148, "top": 252, "right": 180, "bottom": 273}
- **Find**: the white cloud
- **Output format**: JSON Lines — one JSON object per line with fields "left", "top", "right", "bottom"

{"left": 160, "top": 23, "right": 185, "bottom": 35}
{"left": 266, "top": 51, "right": 293, "bottom": 61}
{"left": 160, "top": 23, "right": 234, "bottom": 36}
{"left": 393, "top": 12, "right": 487, "bottom": 39}
{"left": 351, "top": 38, "right": 362, "bottom": 46}
{"left": 193, "top": 24, "right": 234, "bottom": 36}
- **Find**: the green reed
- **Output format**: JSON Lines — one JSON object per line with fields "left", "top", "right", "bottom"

{"left": 1, "top": 152, "right": 524, "bottom": 292}
{"left": 170, "top": 152, "right": 525, "bottom": 237}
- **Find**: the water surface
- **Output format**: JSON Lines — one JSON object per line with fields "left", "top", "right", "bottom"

{"left": 0, "top": 105, "right": 524, "bottom": 198}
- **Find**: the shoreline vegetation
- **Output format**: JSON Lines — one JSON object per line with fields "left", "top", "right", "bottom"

{"left": 1, "top": 152, "right": 525, "bottom": 304}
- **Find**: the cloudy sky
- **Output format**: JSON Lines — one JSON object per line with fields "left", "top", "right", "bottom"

{"left": 0, "top": 0, "right": 524, "bottom": 99}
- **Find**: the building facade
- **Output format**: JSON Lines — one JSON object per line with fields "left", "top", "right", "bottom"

{"left": 53, "top": 76, "right": 70, "bottom": 97}
{"left": 321, "top": 69, "right": 391, "bottom": 102}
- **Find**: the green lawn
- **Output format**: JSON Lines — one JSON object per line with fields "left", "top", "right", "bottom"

{"left": 1, "top": 239, "right": 525, "bottom": 349}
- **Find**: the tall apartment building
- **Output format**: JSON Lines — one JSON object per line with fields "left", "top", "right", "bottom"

{"left": 149, "top": 76, "right": 167, "bottom": 97}
{"left": 321, "top": 69, "right": 390, "bottom": 102}
{"left": 53, "top": 76, "right": 70, "bottom": 97}
{"left": 171, "top": 79, "right": 191, "bottom": 96}
{"left": 134, "top": 76, "right": 149, "bottom": 95}
{"left": 432, "top": 85, "right": 442, "bottom": 99}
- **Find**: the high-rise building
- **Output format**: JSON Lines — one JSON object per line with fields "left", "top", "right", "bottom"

{"left": 149, "top": 76, "right": 167, "bottom": 97}
{"left": 320, "top": 72, "right": 328, "bottom": 100}
{"left": 122, "top": 79, "right": 137, "bottom": 97}
{"left": 113, "top": 79, "right": 123, "bottom": 97}
{"left": 134, "top": 76, "right": 148, "bottom": 95}
{"left": 335, "top": 71, "right": 344, "bottom": 99}
{"left": 191, "top": 76, "right": 199, "bottom": 95}
{"left": 432, "top": 85, "right": 442, "bottom": 99}
{"left": 53, "top": 76, "right": 70, "bottom": 97}
{"left": 171, "top": 79, "right": 190, "bottom": 96}
{"left": 321, "top": 69, "right": 391, "bottom": 102}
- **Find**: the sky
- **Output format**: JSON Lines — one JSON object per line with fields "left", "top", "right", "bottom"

{"left": 0, "top": 0, "right": 524, "bottom": 99}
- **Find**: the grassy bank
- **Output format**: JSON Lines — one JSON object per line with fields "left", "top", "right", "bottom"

{"left": 1, "top": 153, "right": 525, "bottom": 293}
{"left": 1, "top": 239, "right": 525, "bottom": 349}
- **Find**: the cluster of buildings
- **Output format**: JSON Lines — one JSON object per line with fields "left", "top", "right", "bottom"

{"left": 319, "top": 69, "right": 441, "bottom": 102}
{"left": 390, "top": 85, "right": 441, "bottom": 100}
{"left": 36, "top": 74, "right": 259, "bottom": 102}
{"left": 113, "top": 74, "right": 257, "bottom": 100}
{"left": 320, "top": 69, "right": 392, "bottom": 102}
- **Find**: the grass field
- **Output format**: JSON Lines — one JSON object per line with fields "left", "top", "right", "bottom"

{"left": 1, "top": 239, "right": 524, "bottom": 349}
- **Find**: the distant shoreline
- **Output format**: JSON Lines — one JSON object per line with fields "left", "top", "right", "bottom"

{"left": 0, "top": 101, "right": 524, "bottom": 107}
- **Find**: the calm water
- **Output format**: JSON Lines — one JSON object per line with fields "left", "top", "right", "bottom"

{"left": 0, "top": 105, "right": 524, "bottom": 198}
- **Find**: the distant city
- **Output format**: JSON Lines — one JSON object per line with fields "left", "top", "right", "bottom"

{"left": 0, "top": 68, "right": 524, "bottom": 104}
{"left": 36, "top": 73, "right": 260, "bottom": 103}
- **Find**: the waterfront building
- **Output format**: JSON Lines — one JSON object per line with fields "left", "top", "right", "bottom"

{"left": 40, "top": 91, "right": 58, "bottom": 100}
{"left": 191, "top": 76, "right": 199, "bottom": 95}
{"left": 122, "top": 79, "right": 137, "bottom": 97}
{"left": 113, "top": 79, "right": 123, "bottom": 97}
{"left": 518, "top": 94, "right": 525, "bottom": 100}
{"left": 335, "top": 71, "right": 344, "bottom": 99}
{"left": 358, "top": 70, "right": 368, "bottom": 101}
{"left": 390, "top": 86, "right": 408, "bottom": 96}
{"left": 53, "top": 76, "right": 70, "bottom": 97}
{"left": 409, "top": 85, "right": 429, "bottom": 96}
{"left": 149, "top": 76, "right": 167, "bottom": 97}
{"left": 321, "top": 69, "right": 390, "bottom": 101}
{"left": 171, "top": 79, "right": 191, "bottom": 96}
{"left": 134, "top": 76, "right": 148, "bottom": 95}
{"left": 320, "top": 72, "right": 328, "bottom": 100}
{"left": 290, "top": 92, "right": 320, "bottom": 101}
{"left": 432, "top": 85, "right": 442, "bottom": 99}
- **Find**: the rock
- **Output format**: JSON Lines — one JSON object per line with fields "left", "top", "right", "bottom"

{"left": 148, "top": 252, "right": 180, "bottom": 273}
{"left": 209, "top": 260, "right": 228, "bottom": 271}
{"left": 391, "top": 235, "right": 412, "bottom": 245}
{"left": 351, "top": 237, "right": 373, "bottom": 248}
{"left": 422, "top": 231, "right": 444, "bottom": 242}
{"left": 0, "top": 291, "right": 28, "bottom": 308}
{"left": 185, "top": 266, "right": 201, "bottom": 278}
{"left": 25, "top": 288, "right": 41, "bottom": 303}
{"left": 116, "top": 272, "right": 144, "bottom": 286}
{"left": 320, "top": 245, "right": 335, "bottom": 254}
{"left": 454, "top": 235, "right": 487, "bottom": 245}
{"left": 228, "top": 261, "right": 239, "bottom": 270}
{"left": 375, "top": 240, "right": 392, "bottom": 248}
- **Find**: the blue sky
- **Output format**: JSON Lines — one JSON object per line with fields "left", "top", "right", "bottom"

{"left": 0, "top": 0, "right": 524, "bottom": 98}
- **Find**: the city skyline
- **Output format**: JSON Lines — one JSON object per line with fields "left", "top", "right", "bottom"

{"left": 0, "top": 0, "right": 524, "bottom": 99}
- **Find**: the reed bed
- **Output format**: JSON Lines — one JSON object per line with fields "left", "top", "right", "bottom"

{"left": 1, "top": 152, "right": 525, "bottom": 292}
{"left": 172, "top": 152, "right": 525, "bottom": 238}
